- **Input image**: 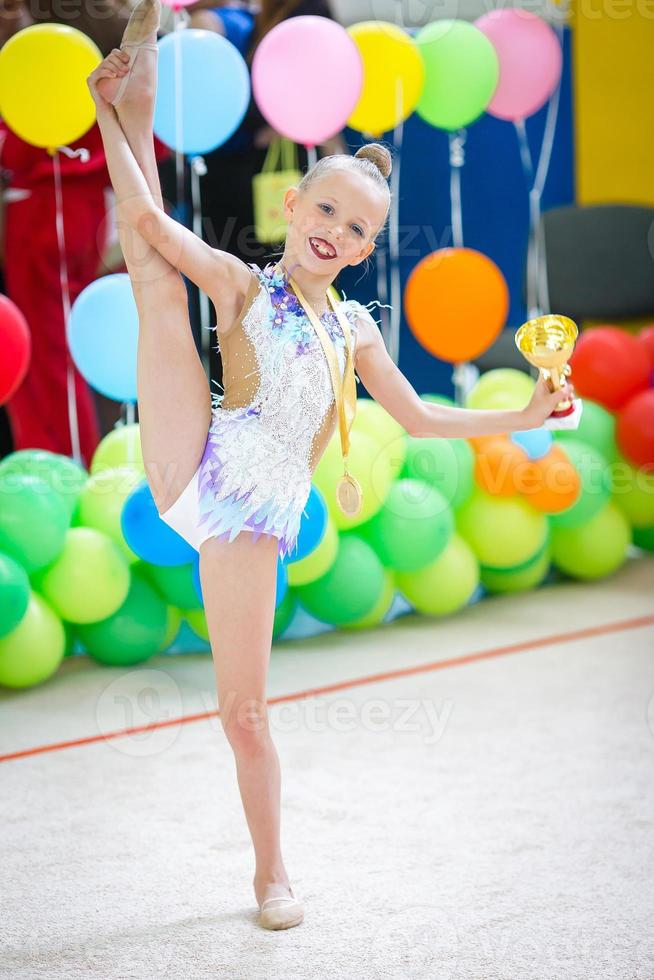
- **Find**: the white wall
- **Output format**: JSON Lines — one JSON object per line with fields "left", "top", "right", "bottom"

{"left": 330, "top": 0, "right": 565, "bottom": 26}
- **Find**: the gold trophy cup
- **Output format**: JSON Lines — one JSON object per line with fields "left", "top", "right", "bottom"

{"left": 515, "top": 314, "right": 578, "bottom": 419}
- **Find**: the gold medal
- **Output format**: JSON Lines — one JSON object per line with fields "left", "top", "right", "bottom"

{"left": 336, "top": 471, "right": 363, "bottom": 517}
{"left": 287, "top": 271, "right": 364, "bottom": 519}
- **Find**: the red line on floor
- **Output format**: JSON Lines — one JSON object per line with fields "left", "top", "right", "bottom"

{"left": 1, "top": 613, "right": 653, "bottom": 764}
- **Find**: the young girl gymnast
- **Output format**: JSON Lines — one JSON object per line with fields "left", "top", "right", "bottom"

{"left": 87, "top": 0, "right": 574, "bottom": 932}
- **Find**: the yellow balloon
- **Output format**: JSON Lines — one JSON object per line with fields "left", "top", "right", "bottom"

{"left": 0, "top": 24, "right": 101, "bottom": 149}
{"left": 347, "top": 21, "right": 425, "bottom": 136}
{"left": 354, "top": 399, "right": 407, "bottom": 479}
{"left": 313, "top": 429, "right": 394, "bottom": 530}
{"left": 287, "top": 518, "right": 338, "bottom": 587}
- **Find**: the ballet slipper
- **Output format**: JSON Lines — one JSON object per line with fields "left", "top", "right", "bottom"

{"left": 258, "top": 886, "right": 304, "bottom": 930}
{"left": 110, "top": 0, "right": 161, "bottom": 108}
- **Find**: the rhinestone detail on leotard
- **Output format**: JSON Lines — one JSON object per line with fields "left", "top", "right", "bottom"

{"left": 196, "top": 262, "right": 380, "bottom": 559}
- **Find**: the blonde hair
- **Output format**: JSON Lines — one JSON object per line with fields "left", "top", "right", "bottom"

{"left": 297, "top": 142, "right": 393, "bottom": 239}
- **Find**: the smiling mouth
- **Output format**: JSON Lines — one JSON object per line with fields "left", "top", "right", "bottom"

{"left": 309, "top": 237, "right": 337, "bottom": 259}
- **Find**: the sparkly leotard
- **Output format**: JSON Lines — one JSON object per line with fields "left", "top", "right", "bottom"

{"left": 159, "top": 261, "right": 380, "bottom": 560}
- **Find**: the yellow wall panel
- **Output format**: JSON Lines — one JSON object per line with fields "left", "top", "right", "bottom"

{"left": 572, "top": 0, "right": 654, "bottom": 204}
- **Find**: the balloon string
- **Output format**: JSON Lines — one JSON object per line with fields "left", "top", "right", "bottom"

{"left": 305, "top": 145, "right": 317, "bottom": 169}
{"left": 52, "top": 150, "right": 82, "bottom": 464}
{"left": 387, "top": 77, "right": 404, "bottom": 366}
{"left": 56, "top": 145, "right": 91, "bottom": 163}
{"left": 448, "top": 129, "right": 468, "bottom": 405}
{"left": 448, "top": 129, "right": 466, "bottom": 250}
{"left": 515, "top": 24, "right": 563, "bottom": 318}
{"left": 190, "top": 155, "right": 210, "bottom": 358}
{"left": 173, "top": 8, "right": 186, "bottom": 211}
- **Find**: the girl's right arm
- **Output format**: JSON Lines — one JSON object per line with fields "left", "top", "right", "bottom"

{"left": 87, "top": 60, "right": 251, "bottom": 312}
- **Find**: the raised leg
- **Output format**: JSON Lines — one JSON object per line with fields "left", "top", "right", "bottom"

{"left": 103, "top": 33, "right": 211, "bottom": 512}
{"left": 199, "top": 531, "right": 297, "bottom": 910}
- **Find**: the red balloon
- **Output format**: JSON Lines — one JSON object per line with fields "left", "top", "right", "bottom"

{"left": 569, "top": 326, "right": 651, "bottom": 411}
{"left": 0, "top": 295, "right": 31, "bottom": 405}
{"left": 637, "top": 325, "right": 654, "bottom": 373}
{"left": 616, "top": 389, "right": 654, "bottom": 471}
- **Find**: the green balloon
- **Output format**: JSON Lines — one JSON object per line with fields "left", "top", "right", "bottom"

{"left": 551, "top": 439, "right": 611, "bottom": 529}
{"left": 77, "top": 570, "right": 168, "bottom": 665}
{"left": 341, "top": 570, "right": 395, "bottom": 630}
{"left": 0, "top": 450, "right": 87, "bottom": 519}
{"left": 184, "top": 607, "right": 209, "bottom": 641}
{"left": 0, "top": 552, "right": 30, "bottom": 637}
{"left": 402, "top": 436, "right": 474, "bottom": 509}
{"left": 360, "top": 478, "right": 454, "bottom": 572}
{"left": 481, "top": 545, "right": 551, "bottom": 594}
{"left": 38, "top": 527, "right": 130, "bottom": 624}
{"left": 161, "top": 606, "right": 183, "bottom": 650}
{"left": 273, "top": 588, "right": 297, "bottom": 639}
{"left": 551, "top": 502, "right": 630, "bottom": 580}
{"left": 633, "top": 525, "right": 654, "bottom": 553}
{"left": 396, "top": 533, "right": 479, "bottom": 616}
{"left": 0, "top": 474, "right": 69, "bottom": 572}
{"left": 456, "top": 488, "right": 548, "bottom": 568}
{"left": 295, "top": 532, "right": 385, "bottom": 625}
{"left": 609, "top": 453, "right": 654, "bottom": 529}
{"left": 63, "top": 620, "right": 77, "bottom": 657}
{"left": 74, "top": 465, "right": 143, "bottom": 562}
{"left": 555, "top": 399, "right": 617, "bottom": 463}
{"left": 421, "top": 393, "right": 455, "bottom": 406}
{"left": 142, "top": 561, "right": 203, "bottom": 610}
{"left": 416, "top": 20, "right": 499, "bottom": 131}
{"left": 0, "top": 592, "right": 65, "bottom": 688}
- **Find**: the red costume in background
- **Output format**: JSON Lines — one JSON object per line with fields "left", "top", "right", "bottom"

{"left": 1, "top": 121, "right": 170, "bottom": 468}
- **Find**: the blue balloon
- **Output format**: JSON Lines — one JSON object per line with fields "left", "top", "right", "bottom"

{"left": 154, "top": 30, "right": 250, "bottom": 155}
{"left": 68, "top": 274, "right": 137, "bottom": 402}
{"left": 275, "top": 557, "right": 288, "bottom": 608}
{"left": 192, "top": 553, "right": 204, "bottom": 606}
{"left": 511, "top": 427, "right": 553, "bottom": 460}
{"left": 121, "top": 481, "right": 197, "bottom": 567}
{"left": 285, "top": 485, "right": 328, "bottom": 564}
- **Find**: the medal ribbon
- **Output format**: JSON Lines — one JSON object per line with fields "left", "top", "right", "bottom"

{"left": 287, "top": 275, "right": 358, "bottom": 476}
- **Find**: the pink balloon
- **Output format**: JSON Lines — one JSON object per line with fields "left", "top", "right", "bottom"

{"left": 252, "top": 16, "right": 363, "bottom": 148}
{"left": 161, "top": 0, "right": 196, "bottom": 8}
{"left": 475, "top": 10, "right": 562, "bottom": 122}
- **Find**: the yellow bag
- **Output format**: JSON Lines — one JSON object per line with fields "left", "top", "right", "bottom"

{"left": 252, "top": 137, "right": 302, "bottom": 244}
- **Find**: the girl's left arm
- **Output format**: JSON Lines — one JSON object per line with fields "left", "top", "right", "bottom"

{"left": 353, "top": 313, "right": 574, "bottom": 439}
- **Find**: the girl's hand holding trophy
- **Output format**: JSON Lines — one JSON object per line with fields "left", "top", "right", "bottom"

{"left": 516, "top": 314, "right": 584, "bottom": 431}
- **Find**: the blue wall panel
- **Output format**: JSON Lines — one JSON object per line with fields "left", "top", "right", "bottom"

{"left": 339, "top": 26, "right": 575, "bottom": 400}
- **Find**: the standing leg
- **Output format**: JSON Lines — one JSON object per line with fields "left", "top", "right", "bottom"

{"left": 199, "top": 531, "right": 302, "bottom": 918}
{"left": 99, "top": 26, "right": 211, "bottom": 512}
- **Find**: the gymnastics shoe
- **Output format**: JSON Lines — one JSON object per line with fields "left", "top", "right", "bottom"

{"left": 258, "top": 886, "right": 304, "bottom": 930}
{"left": 110, "top": 0, "right": 161, "bottom": 107}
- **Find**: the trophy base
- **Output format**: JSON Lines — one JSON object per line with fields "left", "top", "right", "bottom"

{"left": 550, "top": 401, "right": 575, "bottom": 418}
{"left": 543, "top": 398, "right": 584, "bottom": 431}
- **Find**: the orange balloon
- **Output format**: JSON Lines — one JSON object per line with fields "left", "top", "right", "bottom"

{"left": 404, "top": 248, "right": 509, "bottom": 363}
{"left": 474, "top": 437, "right": 529, "bottom": 496}
{"left": 522, "top": 444, "right": 582, "bottom": 514}
{"left": 467, "top": 433, "right": 502, "bottom": 453}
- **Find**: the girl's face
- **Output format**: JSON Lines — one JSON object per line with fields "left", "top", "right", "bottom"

{"left": 282, "top": 171, "right": 388, "bottom": 277}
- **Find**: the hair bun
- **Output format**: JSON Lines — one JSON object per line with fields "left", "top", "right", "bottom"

{"left": 354, "top": 143, "right": 392, "bottom": 180}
